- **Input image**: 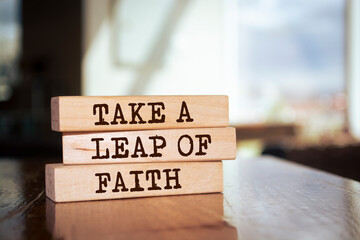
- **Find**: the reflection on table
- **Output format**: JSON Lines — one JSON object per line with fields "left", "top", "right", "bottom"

{"left": 46, "top": 193, "right": 237, "bottom": 240}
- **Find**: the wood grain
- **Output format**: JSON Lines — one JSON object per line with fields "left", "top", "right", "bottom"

{"left": 3, "top": 156, "right": 360, "bottom": 239}
{"left": 51, "top": 95, "right": 229, "bottom": 132}
{"left": 46, "top": 161, "right": 223, "bottom": 202}
{"left": 62, "top": 127, "right": 236, "bottom": 164}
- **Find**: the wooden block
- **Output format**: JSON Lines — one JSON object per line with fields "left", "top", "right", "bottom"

{"left": 46, "top": 161, "right": 223, "bottom": 202}
{"left": 62, "top": 127, "right": 236, "bottom": 164}
{"left": 51, "top": 95, "right": 228, "bottom": 132}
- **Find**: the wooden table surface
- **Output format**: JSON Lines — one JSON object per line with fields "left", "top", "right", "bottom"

{"left": 1, "top": 156, "right": 360, "bottom": 240}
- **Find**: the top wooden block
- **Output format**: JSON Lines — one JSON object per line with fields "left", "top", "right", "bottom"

{"left": 51, "top": 96, "right": 229, "bottom": 132}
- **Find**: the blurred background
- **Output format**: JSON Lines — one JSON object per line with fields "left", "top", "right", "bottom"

{"left": 0, "top": 0, "right": 359, "bottom": 180}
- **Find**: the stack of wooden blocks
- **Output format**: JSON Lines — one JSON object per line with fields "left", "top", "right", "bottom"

{"left": 46, "top": 96, "right": 236, "bottom": 202}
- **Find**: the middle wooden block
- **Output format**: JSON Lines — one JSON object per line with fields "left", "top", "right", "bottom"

{"left": 63, "top": 127, "right": 236, "bottom": 164}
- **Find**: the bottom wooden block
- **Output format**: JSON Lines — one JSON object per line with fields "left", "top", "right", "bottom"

{"left": 46, "top": 161, "right": 223, "bottom": 202}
